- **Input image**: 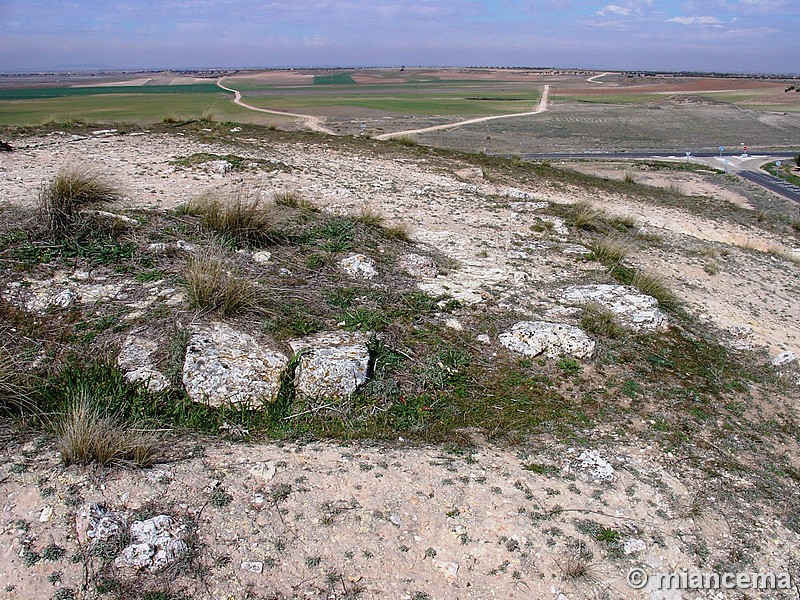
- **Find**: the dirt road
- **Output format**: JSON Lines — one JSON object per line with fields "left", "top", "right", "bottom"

{"left": 374, "top": 84, "right": 551, "bottom": 140}
{"left": 216, "top": 78, "right": 336, "bottom": 135}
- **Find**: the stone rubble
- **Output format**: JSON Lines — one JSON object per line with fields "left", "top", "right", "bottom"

{"left": 498, "top": 321, "right": 595, "bottom": 359}
{"left": 182, "top": 322, "right": 288, "bottom": 408}
{"left": 288, "top": 331, "right": 372, "bottom": 399}
{"left": 563, "top": 284, "right": 669, "bottom": 331}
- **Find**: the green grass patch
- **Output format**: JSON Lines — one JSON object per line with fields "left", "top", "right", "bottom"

{"left": 313, "top": 73, "right": 356, "bottom": 85}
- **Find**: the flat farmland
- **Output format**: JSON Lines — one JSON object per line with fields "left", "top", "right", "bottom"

{"left": 1, "top": 68, "right": 798, "bottom": 153}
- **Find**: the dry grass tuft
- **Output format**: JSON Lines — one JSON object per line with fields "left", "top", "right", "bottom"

{"left": 185, "top": 187, "right": 279, "bottom": 246}
{"left": 623, "top": 170, "right": 636, "bottom": 184}
{"left": 391, "top": 135, "right": 419, "bottom": 147}
{"left": 184, "top": 248, "right": 254, "bottom": 315}
{"left": 580, "top": 304, "right": 623, "bottom": 338}
{"left": 0, "top": 347, "right": 34, "bottom": 412}
{"left": 355, "top": 205, "right": 386, "bottom": 228}
{"left": 589, "top": 235, "right": 630, "bottom": 265}
{"left": 57, "top": 395, "right": 157, "bottom": 467}
{"left": 572, "top": 201, "right": 605, "bottom": 230}
{"left": 630, "top": 270, "right": 679, "bottom": 310}
{"left": 273, "top": 190, "right": 316, "bottom": 211}
{"left": 559, "top": 543, "right": 598, "bottom": 584}
{"left": 38, "top": 166, "right": 121, "bottom": 238}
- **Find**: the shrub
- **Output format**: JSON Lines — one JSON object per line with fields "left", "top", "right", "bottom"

{"left": 630, "top": 270, "right": 679, "bottom": 310}
{"left": 184, "top": 249, "right": 254, "bottom": 315}
{"left": 38, "top": 166, "right": 120, "bottom": 239}
{"left": 185, "top": 187, "right": 278, "bottom": 246}
{"left": 572, "top": 202, "right": 603, "bottom": 230}
{"left": 57, "top": 394, "right": 156, "bottom": 467}
{"left": 391, "top": 135, "right": 419, "bottom": 147}
{"left": 589, "top": 235, "right": 630, "bottom": 266}
{"left": 0, "top": 346, "right": 33, "bottom": 412}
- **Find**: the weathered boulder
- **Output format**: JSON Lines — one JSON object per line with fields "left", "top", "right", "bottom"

{"left": 183, "top": 322, "right": 288, "bottom": 408}
{"left": 574, "top": 449, "right": 615, "bottom": 483}
{"left": 114, "top": 515, "right": 187, "bottom": 572}
{"left": 397, "top": 253, "right": 438, "bottom": 279}
{"left": 498, "top": 321, "right": 595, "bottom": 359}
{"left": 563, "top": 284, "right": 668, "bottom": 331}
{"left": 76, "top": 504, "right": 127, "bottom": 548}
{"left": 772, "top": 351, "right": 797, "bottom": 367}
{"left": 118, "top": 333, "right": 169, "bottom": 393}
{"left": 289, "top": 331, "right": 372, "bottom": 399}
{"left": 338, "top": 253, "right": 378, "bottom": 279}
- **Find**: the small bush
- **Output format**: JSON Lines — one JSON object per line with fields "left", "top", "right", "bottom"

{"left": 630, "top": 270, "right": 679, "bottom": 310}
{"left": 273, "top": 190, "right": 315, "bottom": 211}
{"left": 391, "top": 135, "right": 419, "bottom": 147}
{"left": 57, "top": 395, "right": 157, "bottom": 467}
{"left": 581, "top": 304, "right": 623, "bottom": 338}
{"left": 589, "top": 235, "right": 629, "bottom": 265}
{"left": 623, "top": 170, "right": 635, "bottom": 184}
{"left": 0, "top": 347, "right": 33, "bottom": 412}
{"left": 572, "top": 201, "right": 604, "bottom": 230}
{"left": 184, "top": 249, "right": 254, "bottom": 315}
{"left": 39, "top": 166, "right": 121, "bottom": 239}
{"left": 185, "top": 187, "right": 278, "bottom": 246}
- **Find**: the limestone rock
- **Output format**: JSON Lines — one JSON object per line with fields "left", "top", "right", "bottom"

{"left": 115, "top": 515, "right": 187, "bottom": 572}
{"left": 338, "top": 253, "right": 378, "bottom": 279}
{"left": 563, "top": 284, "right": 668, "bottom": 331}
{"left": 772, "top": 351, "right": 797, "bottom": 367}
{"left": 183, "top": 322, "right": 288, "bottom": 408}
{"left": 498, "top": 321, "right": 595, "bottom": 359}
{"left": 575, "top": 449, "right": 615, "bottom": 483}
{"left": 501, "top": 187, "right": 533, "bottom": 200}
{"left": 289, "top": 331, "right": 371, "bottom": 399}
{"left": 118, "top": 334, "right": 169, "bottom": 392}
{"left": 252, "top": 250, "right": 273, "bottom": 265}
{"left": 76, "top": 504, "right": 126, "bottom": 548}
{"left": 397, "top": 253, "right": 438, "bottom": 278}
{"left": 454, "top": 167, "right": 484, "bottom": 181}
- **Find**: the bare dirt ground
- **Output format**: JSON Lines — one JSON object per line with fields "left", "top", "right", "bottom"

{"left": 0, "top": 127, "right": 799, "bottom": 599}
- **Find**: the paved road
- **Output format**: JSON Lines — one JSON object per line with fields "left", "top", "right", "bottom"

{"left": 517, "top": 151, "right": 800, "bottom": 203}
{"left": 737, "top": 169, "right": 800, "bottom": 204}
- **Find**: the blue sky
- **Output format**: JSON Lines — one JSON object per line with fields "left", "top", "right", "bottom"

{"left": 1, "top": 0, "right": 798, "bottom": 73}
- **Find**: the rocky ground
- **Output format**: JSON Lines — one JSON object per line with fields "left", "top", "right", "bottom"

{"left": 0, "top": 123, "right": 799, "bottom": 599}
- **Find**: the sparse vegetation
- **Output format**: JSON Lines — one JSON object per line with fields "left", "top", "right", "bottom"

{"left": 38, "top": 166, "right": 121, "bottom": 239}
{"left": 57, "top": 394, "right": 157, "bottom": 467}
{"left": 183, "top": 187, "right": 278, "bottom": 247}
{"left": 184, "top": 248, "right": 254, "bottom": 315}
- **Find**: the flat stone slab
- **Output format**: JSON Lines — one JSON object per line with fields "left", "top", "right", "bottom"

{"left": 183, "top": 322, "right": 288, "bottom": 408}
{"left": 498, "top": 321, "right": 595, "bottom": 359}
{"left": 563, "top": 284, "right": 669, "bottom": 331}
{"left": 289, "top": 331, "right": 372, "bottom": 399}
{"left": 338, "top": 253, "right": 378, "bottom": 279}
{"left": 397, "top": 253, "right": 438, "bottom": 279}
{"left": 118, "top": 333, "right": 169, "bottom": 393}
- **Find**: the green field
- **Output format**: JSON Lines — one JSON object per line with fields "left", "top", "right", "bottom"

{"left": 551, "top": 93, "right": 662, "bottom": 105}
{"left": 312, "top": 73, "right": 356, "bottom": 85}
{"left": 0, "top": 84, "right": 220, "bottom": 100}
{"left": 0, "top": 92, "right": 276, "bottom": 126}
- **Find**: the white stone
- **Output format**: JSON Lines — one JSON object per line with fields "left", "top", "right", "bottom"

{"left": 252, "top": 250, "right": 273, "bottom": 265}
{"left": 248, "top": 461, "right": 277, "bottom": 482}
{"left": 289, "top": 331, "right": 371, "bottom": 399}
{"left": 563, "top": 284, "right": 669, "bottom": 331}
{"left": 39, "top": 507, "right": 53, "bottom": 522}
{"left": 115, "top": 515, "right": 187, "bottom": 572}
{"left": 431, "top": 559, "right": 460, "bottom": 581}
{"left": 183, "top": 322, "right": 288, "bottom": 408}
{"left": 501, "top": 187, "right": 533, "bottom": 200}
{"left": 397, "top": 253, "right": 438, "bottom": 278}
{"left": 476, "top": 334, "right": 491, "bottom": 344}
{"left": 772, "top": 351, "right": 797, "bottom": 367}
{"left": 91, "top": 210, "right": 138, "bottom": 225}
{"left": 561, "top": 244, "right": 592, "bottom": 256}
{"left": 575, "top": 450, "right": 614, "bottom": 483}
{"left": 76, "top": 504, "right": 126, "bottom": 547}
{"left": 623, "top": 538, "right": 647, "bottom": 555}
{"left": 241, "top": 561, "right": 264, "bottom": 573}
{"left": 498, "top": 321, "right": 595, "bottom": 359}
{"left": 338, "top": 253, "right": 378, "bottom": 279}
{"left": 118, "top": 334, "right": 169, "bottom": 393}
{"left": 445, "top": 318, "right": 463, "bottom": 331}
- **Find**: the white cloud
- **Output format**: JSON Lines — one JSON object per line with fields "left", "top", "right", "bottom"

{"left": 596, "top": 4, "right": 632, "bottom": 16}
{"left": 667, "top": 15, "right": 723, "bottom": 25}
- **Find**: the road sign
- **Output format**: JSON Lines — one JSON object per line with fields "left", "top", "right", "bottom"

{"left": 720, "top": 146, "right": 725, "bottom": 152}
{"left": 744, "top": 145, "right": 748, "bottom": 152}
{"left": 777, "top": 160, "right": 782, "bottom": 167}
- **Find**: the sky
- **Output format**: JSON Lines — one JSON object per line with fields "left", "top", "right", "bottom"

{"left": 1, "top": 0, "right": 798, "bottom": 74}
